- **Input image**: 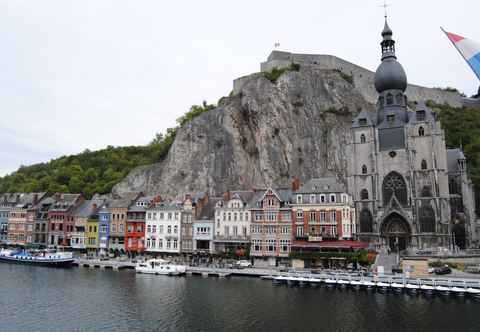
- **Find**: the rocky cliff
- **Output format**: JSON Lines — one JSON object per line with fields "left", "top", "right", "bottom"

{"left": 112, "top": 52, "right": 462, "bottom": 197}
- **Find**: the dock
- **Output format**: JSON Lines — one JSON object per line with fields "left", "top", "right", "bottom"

{"left": 73, "top": 259, "right": 135, "bottom": 270}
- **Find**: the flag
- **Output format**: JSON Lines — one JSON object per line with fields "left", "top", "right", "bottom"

{"left": 442, "top": 28, "right": 480, "bottom": 80}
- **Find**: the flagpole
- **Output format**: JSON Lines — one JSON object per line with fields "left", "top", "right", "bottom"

{"left": 441, "top": 27, "right": 480, "bottom": 81}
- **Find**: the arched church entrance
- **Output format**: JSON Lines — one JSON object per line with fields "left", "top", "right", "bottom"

{"left": 380, "top": 213, "right": 411, "bottom": 252}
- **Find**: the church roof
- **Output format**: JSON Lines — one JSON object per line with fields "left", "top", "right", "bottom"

{"left": 352, "top": 109, "right": 375, "bottom": 128}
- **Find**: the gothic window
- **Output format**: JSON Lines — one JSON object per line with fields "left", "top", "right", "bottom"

{"left": 386, "top": 93, "right": 393, "bottom": 105}
{"left": 395, "top": 93, "right": 403, "bottom": 105}
{"left": 419, "top": 205, "right": 435, "bottom": 233}
{"left": 382, "top": 171, "right": 408, "bottom": 206}
{"left": 361, "top": 165, "right": 368, "bottom": 174}
{"left": 379, "top": 96, "right": 385, "bottom": 107}
{"left": 421, "top": 186, "right": 432, "bottom": 197}
{"left": 360, "top": 189, "right": 369, "bottom": 200}
{"left": 360, "top": 134, "right": 366, "bottom": 144}
{"left": 421, "top": 159, "right": 427, "bottom": 170}
{"left": 418, "top": 126, "right": 425, "bottom": 136}
{"left": 359, "top": 209, "right": 373, "bottom": 233}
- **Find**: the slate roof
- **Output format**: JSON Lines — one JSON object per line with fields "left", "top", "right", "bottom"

{"left": 197, "top": 197, "right": 221, "bottom": 221}
{"left": 352, "top": 109, "right": 375, "bottom": 128}
{"left": 72, "top": 198, "right": 104, "bottom": 218}
{"left": 294, "top": 178, "right": 346, "bottom": 194}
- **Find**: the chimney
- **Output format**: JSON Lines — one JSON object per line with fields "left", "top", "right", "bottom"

{"left": 54, "top": 193, "right": 61, "bottom": 201}
{"left": 33, "top": 193, "right": 38, "bottom": 205}
{"left": 292, "top": 177, "right": 301, "bottom": 192}
{"left": 222, "top": 191, "right": 231, "bottom": 202}
{"left": 92, "top": 203, "right": 98, "bottom": 212}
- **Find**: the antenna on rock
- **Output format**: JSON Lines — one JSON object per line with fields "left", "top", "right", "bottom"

{"left": 274, "top": 42, "right": 280, "bottom": 49}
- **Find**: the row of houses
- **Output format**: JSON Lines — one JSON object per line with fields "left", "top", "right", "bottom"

{"left": 0, "top": 177, "right": 364, "bottom": 266}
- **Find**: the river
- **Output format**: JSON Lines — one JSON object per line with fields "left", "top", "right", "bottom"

{"left": 0, "top": 264, "right": 478, "bottom": 331}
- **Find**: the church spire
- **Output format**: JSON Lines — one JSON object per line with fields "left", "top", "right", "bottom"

{"left": 380, "top": 17, "right": 396, "bottom": 60}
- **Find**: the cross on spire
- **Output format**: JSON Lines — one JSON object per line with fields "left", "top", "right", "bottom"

{"left": 380, "top": 1, "right": 389, "bottom": 19}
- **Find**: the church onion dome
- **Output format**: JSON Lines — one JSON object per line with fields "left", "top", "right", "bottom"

{"left": 374, "top": 19, "right": 408, "bottom": 93}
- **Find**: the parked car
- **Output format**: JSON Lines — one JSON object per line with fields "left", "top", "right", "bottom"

{"left": 235, "top": 260, "right": 252, "bottom": 269}
{"left": 434, "top": 265, "right": 452, "bottom": 275}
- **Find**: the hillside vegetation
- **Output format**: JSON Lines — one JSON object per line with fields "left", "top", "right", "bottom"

{"left": 0, "top": 101, "right": 215, "bottom": 198}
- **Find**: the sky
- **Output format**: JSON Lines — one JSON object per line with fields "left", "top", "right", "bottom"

{"left": 0, "top": 0, "right": 479, "bottom": 176}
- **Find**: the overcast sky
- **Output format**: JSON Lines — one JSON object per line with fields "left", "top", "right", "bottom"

{"left": 1, "top": 0, "right": 479, "bottom": 176}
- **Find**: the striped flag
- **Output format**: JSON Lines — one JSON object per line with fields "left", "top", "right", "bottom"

{"left": 442, "top": 28, "right": 480, "bottom": 81}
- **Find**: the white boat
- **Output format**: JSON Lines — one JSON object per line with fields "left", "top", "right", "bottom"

{"left": 466, "top": 287, "right": 480, "bottom": 298}
{"left": 450, "top": 286, "right": 466, "bottom": 296}
{"left": 325, "top": 278, "right": 337, "bottom": 286}
{"left": 337, "top": 279, "right": 350, "bottom": 287}
{"left": 405, "top": 283, "right": 420, "bottom": 293}
{"left": 361, "top": 280, "right": 376, "bottom": 289}
{"left": 0, "top": 249, "right": 74, "bottom": 267}
{"left": 435, "top": 285, "right": 451, "bottom": 295}
{"left": 350, "top": 280, "right": 362, "bottom": 289}
{"left": 135, "top": 259, "right": 186, "bottom": 276}
{"left": 420, "top": 284, "right": 435, "bottom": 294}
{"left": 376, "top": 281, "right": 390, "bottom": 289}
{"left": 391, "top": 282, "right": 405, "bottom": 293}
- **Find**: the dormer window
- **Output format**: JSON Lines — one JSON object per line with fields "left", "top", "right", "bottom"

{"left": 416, "top": 110, "right": 426, "bottom": 121}
{"left": 359, "top": 118, "right": 367, "bottom": 126}
{"left": 296, "top": 195, "right": 302, "bottom": 204}
{"left": 310, "top": 195, "right": 316, "bottom": 203}
{"left": 330, "top": 194, "right": 336, "bottom": 203}
{"left": 396, "top": 93, "right": 403, "bottom": 105}
{"left": 320, "top": 195, "right": 325, "bottom": 203}
{"left": 386, "top": 93, "right": 393, "bottom": 105}
{"left": 379, "top": 96, "right": 385, "bottom": 107}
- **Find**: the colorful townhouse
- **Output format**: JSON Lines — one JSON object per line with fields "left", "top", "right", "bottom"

{"left": 71, "top": 198, "right": 104, "bottom": 251}
{"left": 145, "top": 201, "right": 183, "bottom": 255}
{"left": 108, "top": 192, "right": 143, "bottom": 255}
{"left": 249, "top": 187, "right": 293, "bottom": 267}
{"left": 98, "top": 205, "right": 110, "bottom": 254}
{"left": 213, "top": 191, "right": 254, "bottom": 255}
{"left": 86, "top": 211, "right": 100, "bottom": 255}
{"left": 290, "top": 178, "right": 362, "bottom": 269}
{"left": 33, "top": 196, "right": 55, "bottom": 246}
{"left": 0, "top": 193, "right": 22, "bottom": 243}
{"left": 125, "top": 196, "right": 159, "bottom": 255}
{"left": 7, "top": 193, "right": 46, "bottom": 246}
{"left": 193, "top": 198, "right": 220, "bottom": 254}
{"left": 179, "top": 193, "right": 208, "bottom": 255}
{"left": 47, "top": 193, "right": 84, "bottom": 247}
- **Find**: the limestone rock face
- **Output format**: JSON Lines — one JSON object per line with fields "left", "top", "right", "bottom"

{"left": 113, "top": 54, "right": 461, "bottom": 198}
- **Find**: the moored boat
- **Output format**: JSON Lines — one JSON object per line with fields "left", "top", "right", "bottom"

{"left": 0, "top": 249, "right": 74, "bottom": 267}
{"left": 135, "top": 259, "right": 186, "bottom": 276}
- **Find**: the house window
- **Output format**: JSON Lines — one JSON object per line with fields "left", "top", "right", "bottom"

{"left": 421, "top": 159, "right": 427, "bottom": 170}
{"left": 167, "top": 225, "right": 171, "bottom": 234}
{"left": 280, "top": 239, "right": 290, "bottom": 252}
{"left": 320, "top": 195, "right": 325, "bottom": 203}
{"left": 310, "top": 195, "right": 316, "bottom": 203}
{"left": 159, "top": 225, "right": 163, "bottom": 234}
{"left": 360, "top": 134, "right": 366, "bottom": 144}
{"left": 362, "top": 165, "right": 368, "bottom": 174}
{"left": 296, "top": 195, "right": 302, "bottom": 204}
{"left": 331, "top": 211, "right": 337, "bottom": 221}
{"left": 296, "top": 210, "right": 303, "bottom": 220}
{"left": 225, "top": 226, "right": 229, "bottom": 236}
{"left": 267, "top": 239, "right": 276, "bottom": 252}
{"left": 174, "top": 225, "right": 178, "bottom": 234}
{"left": 320, "top": 211, "right": 326, "bottom": 222}
{"left": 309, "top": 211, "right": 316, "bottom": 222}
{"left": 296, "top": 226, "right": 304, "bottom": 237}
{"left": 359, "top": 118, "right": 367, "bottom": 126}
{"left": 147, "top": 225, "right": 151, "bottom": 233}
{"left": 152, "top": 225, "right": 156, "bottom": 233}
{"left": 330, "top": 194, "right": 336, "bottom": 203}
{"left": 418, "top": 126, "right": 425, "bottom": 136}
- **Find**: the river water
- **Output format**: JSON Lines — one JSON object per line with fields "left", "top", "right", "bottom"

{"left": 0, "top": 264, "right": 478, "bottom": 332}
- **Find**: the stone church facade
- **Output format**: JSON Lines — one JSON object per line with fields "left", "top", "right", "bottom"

{"left": 347, "top": 20, "right": 477, "bottom": 251}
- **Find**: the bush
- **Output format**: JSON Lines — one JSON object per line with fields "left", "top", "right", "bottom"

{"left": 263, "top": 63, "right": 300, "bottom": 83}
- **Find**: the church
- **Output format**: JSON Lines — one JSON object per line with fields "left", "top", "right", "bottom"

{"left": 347, "top": 19, "right": 478, "bottom": 251}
